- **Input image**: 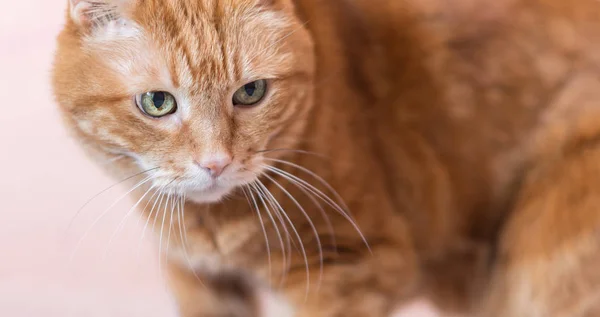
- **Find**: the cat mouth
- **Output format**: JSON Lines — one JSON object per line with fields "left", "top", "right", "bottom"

{"left": 176, "top": 170, "right": 258, "bottom": 204}
{"left": 185, "top": 183, "right": 234, "bottom": 203}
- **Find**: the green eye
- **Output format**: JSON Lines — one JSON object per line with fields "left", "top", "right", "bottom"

{"left": 232, "top": 79, "right": 267, "bottom": 106}
{"left": 137, "top": 91, "right": 177, "bottom": 117}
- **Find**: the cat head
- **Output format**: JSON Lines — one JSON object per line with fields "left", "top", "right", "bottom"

{"left": 53, "top": 0, "right": 315, "bottom": 203}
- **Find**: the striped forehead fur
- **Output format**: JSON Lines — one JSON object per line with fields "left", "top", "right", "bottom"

{"left": 80, "top": 0, "right": 294, "bottom": 93}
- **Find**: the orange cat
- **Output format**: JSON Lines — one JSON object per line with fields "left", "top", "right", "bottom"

{"left": 52, "top": 0, "right": 600, "bottom": 316}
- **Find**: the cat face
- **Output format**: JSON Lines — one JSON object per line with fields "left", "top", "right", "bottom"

{"left": 53, "top": 0, "right": 315, "bottom": 203}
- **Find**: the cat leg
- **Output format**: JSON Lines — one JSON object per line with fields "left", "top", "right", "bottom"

{"left": 167, "top": 263, "right": 261, "bottom": 317}
{"left": 478, "top": 144, "right": 600, "bottom": 317}
{"left": 167, "top": 224, "right": 418, "bottom": 317}
{"left": 281, "top": 241, "right": 420, "bottom": 317}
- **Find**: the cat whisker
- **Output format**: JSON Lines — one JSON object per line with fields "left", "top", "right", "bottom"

{"left": 176, "top": 192, "right": 206, "bottom": 288}
{"left": 151, "top": 190, "right": 168, "bottom": 241}
{"left": 69, "top": 174, "right": 154, "bottom": 262}
{"left": 263, "top": 165, "right": 337, "bottom": 257}
{"left": 264, "top": 159, "right": 371, "bottom": 253}
{"left": 253, "top": 182, "right": 293, "bottom": 287}
{"left": 158, "top": 190, "right": 173, "bottom": 276}
{"left": 261, "top": 173, "right": 324, "bottom": 292}
{"left": 264, "top": 158, "right": 350, "bottom": 212}
{"left": 165, "top": 190, "right": 176, "bottom": 269}
{"left": 64, "top": 167, "right": 159, "bottom": 239}
{"left": 134, "top": 183, "right": 164, "bottom": 235}
{"left": 267, "top": 163, "right": 369, "bottom": 250}
{"left": 103, "top": 183, "right": 157, "bottom": 260}
{"left": 180, "top": 193, "right": 190, "bottom": 246}
{"left": 136, "top": 186, "right": 167, "bottom": 262}
{"left": 176, "top": 194, "right": 186, "bottom": 250}
{"left": 256, "top": 180, "right": 311, "bottom": 301}
{"left": 242, "top": 186, "right": 272, "bottom": 285}
{"left": 251, "top": 182, "right": 289, "bottom": 288}
{"left": 149, "top": 178, "right": 180, "bottom": 249}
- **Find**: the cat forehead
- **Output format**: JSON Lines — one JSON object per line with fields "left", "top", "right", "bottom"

{"left": 85, "top": 0, "right": 293, "bottom": 90}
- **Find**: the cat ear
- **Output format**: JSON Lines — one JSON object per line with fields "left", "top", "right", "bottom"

{"left": 68, "top": 0, "right": 123, "bottom": 29}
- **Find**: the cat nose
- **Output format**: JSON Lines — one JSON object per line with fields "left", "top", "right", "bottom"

{"left": 196, "top": 154, "right": 232, "bottom": 178}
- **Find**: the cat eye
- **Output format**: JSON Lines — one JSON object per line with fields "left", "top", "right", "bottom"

{"left": 232, "top": 79, "right": 267, "bottom": 106}
{"left": 137, "top": 91, "right": 177, "bottom": 118}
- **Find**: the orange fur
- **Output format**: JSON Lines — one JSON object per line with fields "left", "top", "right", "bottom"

{"left": 53, "top": 0, "right": 600, "bottom": 316}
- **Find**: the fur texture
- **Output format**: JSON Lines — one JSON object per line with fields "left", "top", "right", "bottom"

{"left": 53, "top": 0, "right": 600, "bottom": 316}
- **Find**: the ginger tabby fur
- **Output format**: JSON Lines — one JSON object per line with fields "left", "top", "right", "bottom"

{"left": 52, "top": 0, "right": 600, "bottom": 316}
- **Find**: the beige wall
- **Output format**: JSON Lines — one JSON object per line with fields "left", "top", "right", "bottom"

{"left": 0, "top": 1, "right": 434, "bottom": 316}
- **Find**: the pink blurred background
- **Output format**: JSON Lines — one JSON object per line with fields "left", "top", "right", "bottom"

{"left": 0, "top": 1, "right": 178, "bottom": 316}
{"left": 0, "top": 1, "right": 437, "bottom": 316}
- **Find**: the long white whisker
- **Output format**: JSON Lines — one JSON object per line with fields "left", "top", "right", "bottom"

{"left": 180, "top": 193, "right": 189, "bottom": 246}
{"left": 151, "top": 189, "right": 168, "bottom": 238}
{"left": 265, "top": 161, "right": 352, "bottom": 220}
{"left": 136, "top": 187, "right": 166, "bottom": 261}
{"left": 103, "top": 183, "right": 157, "bottom": 260}
{"left": 64, "top": 167, "right": 158, "bottom": 237}
{"left": 69, "top": 175, "right": 154, "bottom": 262}
{"left": 256, "top": 182, "right": 295, "bottom": 253}
{"left": 257, "top": 180, "right": 310, "bottom": 301}
{"left": 264, "top": 163, "right": 371, "bottom": 252}
{"left": 264, "top": 158, "right": 350, "bottom": 211}
{"left": 165, "top": 192, "right": 176, "bottom": 269}
{"left": 264, "top": 166, "right": 337, "bottom": 251}
{"left": 133, "top": 183, "right": 163, "bottom": 230}
{"left": 176, "top": 193, "right": 206, "bottom": 288}
{"left": 176, "top": 194, "right": 187, "bottom": 253}
{"left": 262, "top": 173, "right": 324, "bottom": 292}
{"left": 158, "top": 190, "right": 172, "bottom": 275}
{"left": 252, "top": 182, "right": 291, "bottom": 287}
{"left": 243, "top": 186, "right": 272, "bottom": 285}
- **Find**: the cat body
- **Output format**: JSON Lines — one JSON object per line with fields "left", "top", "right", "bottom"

{"left": 53, "top": 0, "right": 600, "bottom": 316}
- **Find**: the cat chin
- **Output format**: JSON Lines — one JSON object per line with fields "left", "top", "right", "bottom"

{"left": 185, "top": 186, "right": 234, "bottom": 204}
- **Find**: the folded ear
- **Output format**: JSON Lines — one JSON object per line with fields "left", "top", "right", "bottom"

{"left": 68, "top": 0, "right": 124, "bottom": 29}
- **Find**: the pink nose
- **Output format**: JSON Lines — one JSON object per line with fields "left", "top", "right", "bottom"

{"left": 197, "top": 154, "right": 232, "bottom": 178}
